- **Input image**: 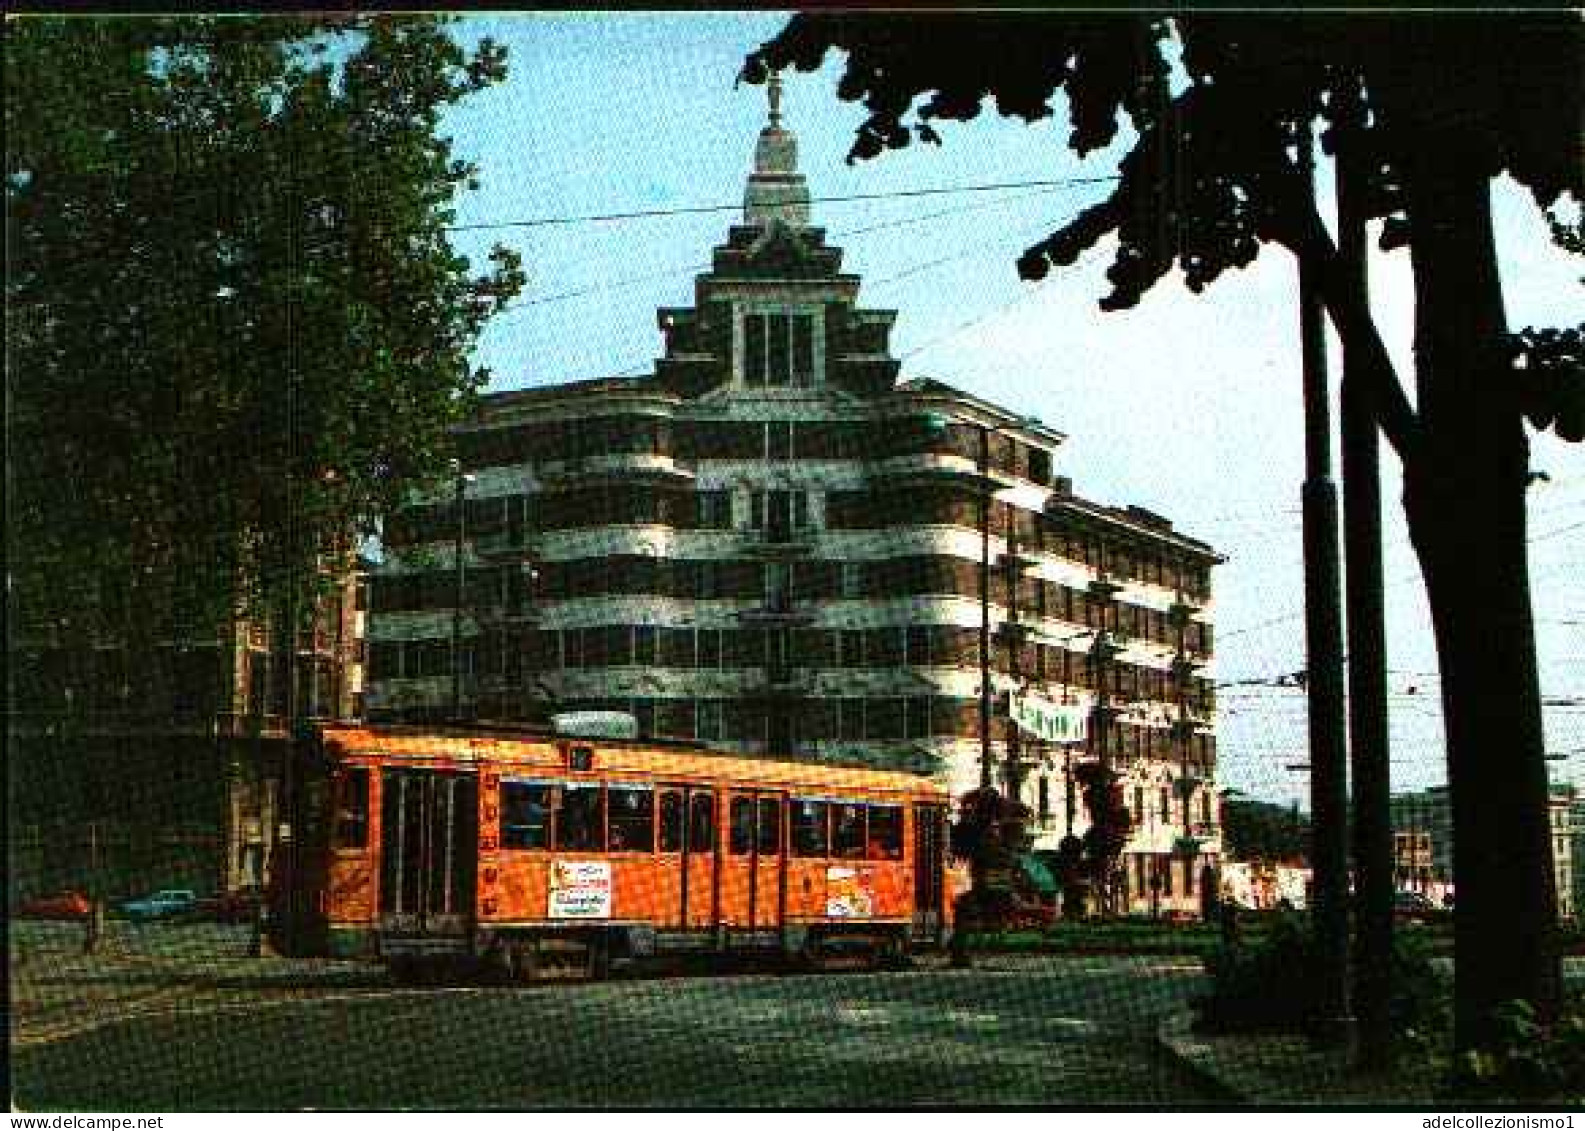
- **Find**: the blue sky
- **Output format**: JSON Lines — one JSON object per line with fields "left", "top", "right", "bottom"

{"left": 437, "top": 13, "right": 1584, "bottom": 808}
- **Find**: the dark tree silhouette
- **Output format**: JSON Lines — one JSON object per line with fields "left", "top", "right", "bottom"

{"left": 1073, "top": 761, "right": 1131, "bottom": 907}
{"left": 745, "top": 13, "right": 1582, "bottom": 1048}
{"left": 1222, "top": 798, "right": 1312, "bottom": 865}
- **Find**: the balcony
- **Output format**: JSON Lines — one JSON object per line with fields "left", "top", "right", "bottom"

{"left": 472, "top": 531, "right": 534, "bottom": 559}
{"left": 997, "top": 548, "right": 1042, "bottom": 573}
{"left": 744, "top": 522, "right": 817, "bottom": 557}
{"left": 535, "top": 451, "right": 696, "bottom": 485}
{"left": 761, "top": 662, "right": 812, "bottom": 698}
{"left": 471, "top": 601, "right": 541, "bottom": 627}
{"left": 737, "top": 595, "right": 815, "bottom": 626}
{"left": 866, "top": 451, "right": 1011, "bottom": 494}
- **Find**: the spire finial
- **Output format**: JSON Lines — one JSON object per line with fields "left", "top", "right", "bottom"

{"left": 767, "top": 70, "right": 783, "bottom": 128}
{"left": 744, "top": 67, "right": 809, "bottom": 227}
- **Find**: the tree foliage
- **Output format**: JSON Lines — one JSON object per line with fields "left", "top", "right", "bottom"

{"left": 1221, "top": 797, "right": 1310, "bottom": 865}
{"left": 1073, "top": 760, "right": 1132, "bottom": 889}
{"left": 6, "top": 15, "right": 525, "bottom": 638}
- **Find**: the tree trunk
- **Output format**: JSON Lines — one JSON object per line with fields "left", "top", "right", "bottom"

{"left": 1398, "top": 152, "right": 1560, "bottom": 1049}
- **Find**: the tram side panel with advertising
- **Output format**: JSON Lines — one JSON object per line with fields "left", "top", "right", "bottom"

{"left": 267, "top": 723, "right": 954, "bottom": 977}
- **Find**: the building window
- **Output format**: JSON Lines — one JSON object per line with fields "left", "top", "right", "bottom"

{"left": 766, "top": 420, "right": 794, "bottom": 460}
{"left": 696, "top": 561, "right": 723, "bottom": 600}
{"left": 697, "top": 699, "right": 725, "bottom": 741}
{"left": 840, "top": 562, "right": 864, "bottom": 599}
{"left": 697, "top": 490, "right": 733, "bottom": 530}
{"left": 752, "top": 489, "right": 810, "bottom": 538}
{"left": 837, "top": 697, "right": 865, "bottom": 741}
{"left": 697, "top": 630, "right": 723, "bottom": 670}
{"left": 633, "top": 626, "right": 657, "bottom": 667}
{"left": 744, "top": 312, "right": 815, "bottom": 387}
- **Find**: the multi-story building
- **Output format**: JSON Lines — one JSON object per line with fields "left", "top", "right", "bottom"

{"left": 9, "top": 555, "right": 369, "bottom": 901}
{"left": 367, "top": 79, "right": 1222, "bottom": 915}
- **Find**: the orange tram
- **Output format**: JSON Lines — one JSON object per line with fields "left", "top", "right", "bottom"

{"left": 267, "top": 723, "right": 956, "bottom": 980}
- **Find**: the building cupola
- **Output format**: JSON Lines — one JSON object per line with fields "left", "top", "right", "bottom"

{"left": 743, "top": 71, "right": 811, "bottom": 229}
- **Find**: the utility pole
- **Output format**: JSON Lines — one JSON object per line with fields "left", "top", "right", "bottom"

{"left": 1336, "top": 77, "right": 1395, "bottom": 1067}
{"left": 451, "top": 459, "right": 470, "bottom": 723}
{"left": 1004, "top": 510, "right": 1025, "bottom": 802}
{"left": 978, "top": 423, "right": 993, "bottom": 791}
{"left": 1297, "top": 121, "right": 1357, "bottom": 1056}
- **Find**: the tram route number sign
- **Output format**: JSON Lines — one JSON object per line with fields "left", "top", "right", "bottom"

{"left": 549, "top": 860, "right": 612, "bottom": 919}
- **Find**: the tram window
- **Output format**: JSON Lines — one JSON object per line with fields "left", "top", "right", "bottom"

{"left": 730, "top": 796, "right": 755, "bottom": 855}
{"left": 659, "top": 790, "right": 685, "bottom": 852}
{"left": 558, "top": 784, "right": 605, "bottom": 851}
{"left": 689, "top": 792, "right": 715, "bottom": 853}
{"left": 332, "top": 768, "right": 369, "bottom": 849}
{"left": 791, "top": 799, "right": 830, "bottom": 857}
{"left": 832, "top": 802, "right": 867, "bottom": 858}
{"left": 868, "top": 805, "right": 904, "bottom": 860}
{"left": 608, "top": 785, "right": 654, "bottom": 853}
{"left": 757, "top": 797, "right": 782, "bottom": 855}
{"left": 501, "top": 782, "right": 551, "bottom": 850}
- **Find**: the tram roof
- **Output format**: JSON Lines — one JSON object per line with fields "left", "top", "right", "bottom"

{"left": 316, "top": 723, "right": 949, "bottom": 802}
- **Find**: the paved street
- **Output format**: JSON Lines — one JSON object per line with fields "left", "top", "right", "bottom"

{"left": 11, "top": 922, "right": 1216, "bottom": 1108}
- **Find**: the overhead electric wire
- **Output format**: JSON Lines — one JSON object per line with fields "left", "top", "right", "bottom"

{"left": 442, "top": 174, "right": 1121, "bottom": 234}
{"left": 479, "top": 183, "right": 1061, "bottom": 327}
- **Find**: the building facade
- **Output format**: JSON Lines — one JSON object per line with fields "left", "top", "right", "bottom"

{"left": 367, "top": 81, "right": 1222, "bottom": 915}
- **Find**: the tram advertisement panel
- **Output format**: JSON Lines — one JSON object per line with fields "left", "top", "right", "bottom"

{"left": 826, "top": 866, "right": 875, "bottom": 918}
{"left": 549, "top": 860, "right": 612, "bottom": 919}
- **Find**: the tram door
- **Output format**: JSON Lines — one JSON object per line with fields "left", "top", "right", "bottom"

{"left": 912, "top": 802, "right": 948, "bottom": 942}
{"left": 379, "top": 769, "right": 478, "bottom": 940}
{"left": 659, "top": 786, "right": 718, "bottom": 930}
{"left": 723, "top": 792, "right": 785, "bottom": 930}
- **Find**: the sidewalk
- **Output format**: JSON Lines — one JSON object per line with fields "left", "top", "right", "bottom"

{"left": 1155, "top": 1011, "right": 1442, "bottom": 1106}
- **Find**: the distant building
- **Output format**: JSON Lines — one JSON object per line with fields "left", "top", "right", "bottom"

{"left": 10, "top": 554, "right": 369, "bottom": 901}
{"left": 367, "top": 77, "right": 1223, "bottom": 916}
{"left": 1391, "top": 780, "right": 1575, "bottom": 920}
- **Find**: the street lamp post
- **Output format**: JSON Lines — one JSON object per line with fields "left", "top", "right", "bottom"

{"left": 450, "top": 460, "right": 476, "bottom": 723}
{"left": 977, "top": 424, "right": 994, "bottom": 791}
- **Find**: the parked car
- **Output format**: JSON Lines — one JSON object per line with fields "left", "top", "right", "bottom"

{"left": 194, "top": 889, "right": 261, "bottom": 924}
{"left": 16, "top": 890, "right": 91, "bottom": 920}
{"left": 119, "top": 888, "right": 198, "bottom": 921}
{"left": 1393, "top": 889, "right": 1445, "bottom": 922}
